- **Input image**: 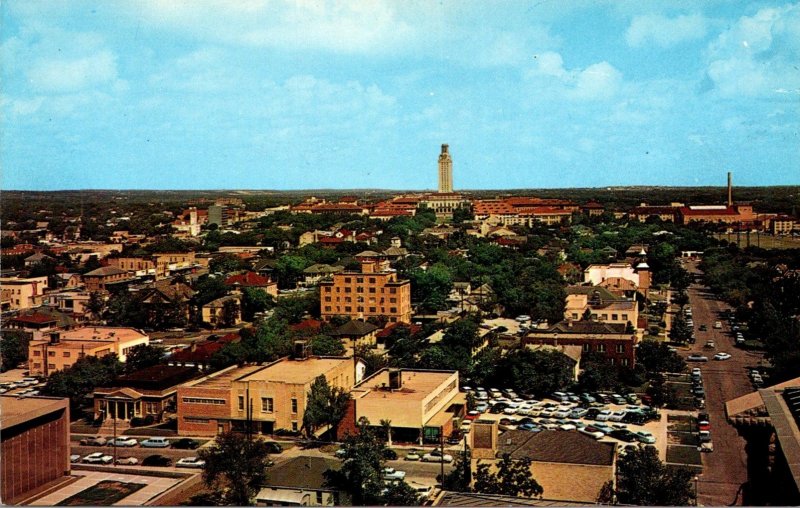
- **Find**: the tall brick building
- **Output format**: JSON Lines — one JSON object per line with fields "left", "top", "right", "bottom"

{"left": 1, "top": 396, "right": 70, "bottom": 504}
{"left": 319, "top": 260, "right": 412, "bottom": 323}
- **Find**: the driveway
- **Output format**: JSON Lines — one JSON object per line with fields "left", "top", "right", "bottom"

{"left": 681, "top": 260, "right": 763, "bottom": 506}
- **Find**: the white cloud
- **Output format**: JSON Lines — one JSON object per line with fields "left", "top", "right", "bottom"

{"left": 27, "top": 50, "right": 118, "bottom": 93}
{"left": 704, "top": 3, "right": 800, "bottom": 98}
{"left": 626, "top": 13, "right": 707, "bottom": 47}
{"left": 524, "top": 52, "right": 622, "bottom": 101}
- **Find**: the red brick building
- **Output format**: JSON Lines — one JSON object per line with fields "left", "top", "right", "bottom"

{"left": 523, "top": 321, "right": 637, "bottom": 367}
{"left": 1, "top": 396, "right": 70, "bottom": 504}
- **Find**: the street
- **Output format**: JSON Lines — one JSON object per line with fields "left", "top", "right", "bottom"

{"left": 682, "top": 259, "right": 763, "bottom": 506}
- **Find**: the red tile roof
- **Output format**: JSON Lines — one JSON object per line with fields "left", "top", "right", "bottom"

{"left": 224, "top": 271, "right": 274, "bottom": 287}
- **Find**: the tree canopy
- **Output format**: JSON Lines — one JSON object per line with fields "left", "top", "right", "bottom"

{"left": 615, "top": 446, "right": 695, "bottom": 506}
{"left": 197, "top": 432, "right": 274, "bottom": 505}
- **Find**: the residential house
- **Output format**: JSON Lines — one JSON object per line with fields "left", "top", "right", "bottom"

{"left": 6, "top": 307, "right": 77, "bottom": 340}
{"left": 202, "top": 295, "right": 242, "bottom": 328}
{"left": 225, "top": 271, "right": 278, "bottom": 298}
{"left": 23, "top": 252, "right": 53, "bottom": 268}
{"left": 302, "top": 264, "right": 344, "bottom": 287}
{"left": 255, "top": 456, "right": 343, "bottom": 506}
{"left": 565, "top": 286, "right": 639, "bottom": 332}
{"left": 470, "top": 422, "right": 616, "bottom": 504}
{"left": 331, "top": 320, "right": 379, "bottom": 354}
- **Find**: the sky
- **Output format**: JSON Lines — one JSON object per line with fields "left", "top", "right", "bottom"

{"left": 1, "top": 0, "right": 799, "bottom": 191}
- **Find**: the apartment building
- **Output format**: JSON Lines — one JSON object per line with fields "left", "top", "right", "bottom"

{"left": 82, "top": 266, "right": 133, "bottom": 292}
{"left": 177, "top": 356, "right": 355, "bottom": 437}
{"left": 319, "top": 260, "right": 412, "bottom": 323}
{"left": 0, "top": 276, "right": 49, "bottom": 311}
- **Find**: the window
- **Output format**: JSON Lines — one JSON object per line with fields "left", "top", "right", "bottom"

{"left": 597, "top": 344, "right": 606, "bottom": 353}
{"left": 291, "top": 398, "right": 298, "bottom": 413}
{"left": 344, "top": 287, "right": 351, "bottom": 293}
{"left": 316, "top": 492, "right": 324, "bottom": 504}
{"left": 357, "top": 278, "right": 363, "bottom": 283}
{"left": 261, "top": 397, "right": 274, "bottom": 413}
{"left": 48, "top": 363, "right": 56, "bottom": 369}
{"left": 345, "top": 297, "right": 352, "bottom": 303}
{"left": 182, "top": 397, "right": 226, "bottom": 405}
{"left": 616, "top": 344, "right": 625, "bottom": 353}
{"left": 622, "top": 314, "right": 628, "bottom": 321}
{"left": 368, "top": 287, "right": 376, "bottom": 293}
{"left": 324, "top": 297, "right": 331, "bottom": 302}
{"left": 357, "top": 306, "right": 364, "bottom": 312}
{"left": 369, "top": 307, "right": 376, "bottom": 313}
{"left": 390, "top": 298, "right": 397, "bottom": 303}
{"left": 291, "top": 421, "right": 298, "bottom": 431}
{"left": 63, "top": 352, "right": 70, "bottom": 358}
{"left": 344, "top": 278, "right": 351, "bottom": 283}
{"left": 390, "top": 288, "right": 397, "bottom": 294}
{"left": 238, "top": 396, "right": 245, "bottom": 411}
{"left": 368, "top": 278, "right": 376, "bottom": 284}
{"left": 345, "top": 306, "right": 351, "bottom": 312}
{"left": 621, "top": 358, "right": 629, "bottom": 366}
{"left": 612, "top": 314, "right": 618, "bottom": 321}
{"left": 324, "top": 287, "right": 331, "bottom": 293}
{"left": 356, "top": 287, "right": 364, "bottom": 293}
{"left": 33, "top": 350, "right": 41, "bottom": 356}
{"left": 33, "top": 362, "right": 41, "bottom": 369}
{"left": 48, "top": 351, "right": 55, "bottom": 357}
{"left": 390, "top": 307, "right": 397, "bottom": 314}
{"left": 583, "top": 344, "right": 590, "bottom": 352}
{"left": 325, "top": 306, "right": 332, "bottom": 312}
{"left": 572, "top": 313, "right": 579, "bottom": 320}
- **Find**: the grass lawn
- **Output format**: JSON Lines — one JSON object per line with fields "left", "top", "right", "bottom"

{"left": 666, "top": 445, "right": 703, "bottom": 466}
{"left": 57, "top": 480, "right": 145, "bottom": 506}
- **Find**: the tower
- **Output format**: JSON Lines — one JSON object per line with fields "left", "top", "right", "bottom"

{"left": 438, "top": 144, "right": 453, "bottom": 193}
{"left": 727, "top": 172, "right": 733, "bottom": 207}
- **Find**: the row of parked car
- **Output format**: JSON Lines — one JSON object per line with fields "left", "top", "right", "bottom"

{"left": 75, "top": 452, "right": 206, "bottom": 468}
{"left": 79, "top": 435, "right": 202, "bottom": 449}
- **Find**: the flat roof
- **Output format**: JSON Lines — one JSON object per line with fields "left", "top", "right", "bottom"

{"left": 52, "top": 327, "right": 147, "bottom": 342}
{"left": 354, "top": 369, "right": 456, "bottom": 403}
{"left": 188, "top": 365, "right": 264, "bottom": 390}
{"left": 0, "top": 395, "right": 69, "bottom": 428}
{"left": 240, "top": 357, "right": 350, "bottom": 385}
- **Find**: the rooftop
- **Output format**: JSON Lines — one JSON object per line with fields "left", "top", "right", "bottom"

{"left": 83, "top": 266, "right": 129, "bottom": 277}
{"left": 353, "top": 369, "right": 457, "bottom": 403}
{"left": 186, "top": 364, "right": 264, "bottom": 390}
{"left": 0, "top": 395, "right": 69, "bottom": 429}
{"left": 259, "top": 456, "right": 341, "bottom": 491}
{"left": 497, "top": 429, "right": 615, "bottom": 466}
{"left": 239, "top": 357, "right": 350, "bottom": 385}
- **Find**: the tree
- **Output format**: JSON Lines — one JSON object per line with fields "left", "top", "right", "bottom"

{"left": 124, "top": 344, "right": 164, "bottom": 373}
{"left": 192, "top": 276, "right": 228, "bottom": 307}
{"left": 240, "top": 287, "right": 274, "bottom": 321}
{"left": 220, "top": 299, "right": 240, "bottom": 327}
{"left": 310, "top": 334, "right": 346, "bottom": 356}
{"left": 324, "top": 417, "right": 419, "bottom": 506}
{"left": 615, "top": 446, "right": 695, "bottom": 505}
{"left": 209, "top": 253, "right": 248, "bottom": 274}
{"left": 85, "top": 291, "right": 107, "bottom": 323}
{"left": 473, "top": 454, "right": 543, "bottom": 497}
{"left": 42, "top": 354, "right": 123, "bottom": 410}
{"left": 410, "top": 264, "right": 453, "bottom": 313}
{"left": 669, "top": 314, "right": 692, "bottom": 343}
{"left": 440, "top": 447, "right": 471, "bottom": 492}
{"left": 636, "top": 340, "right": 686, "bottom": 376}
{"left": 0, "top": 331, "right": 30, "bottom": 372}
{"left": 303, "top": 375, "right": 351, "bottom": 440}
{"left": 198, "top": 432, "right": 273, "bottom": 505}
{"left": 491, "top": 349, "right": 574, "bottom": 396}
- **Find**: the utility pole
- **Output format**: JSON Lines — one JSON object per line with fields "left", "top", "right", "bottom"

{"left": 113, "top": 404, "right": 118, "bottom": 466}
{"left": 462, "top": 434, "right": 469, "bottom": 491}
{"left": 439, "top": 432, "right": 445, "bottom": 487}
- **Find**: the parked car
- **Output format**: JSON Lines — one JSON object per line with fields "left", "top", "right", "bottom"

{"left": 714, "top": 321, "right": 722, "bottom": 329}
{"left": 635, "top": 431, "right": 656, "bottom": 444}
{"left": 116, "top": 457, "right": 139, "bottom": 465}
{"left": 699, "top": 324, "right": 707, "bottom": 331}
{"left": 611, "top": 394, "right": 627, "bottom": 405}
{"left": 79, "top": 435, "right": 107, "bottom": 446}
{"left": 70, "top": 454, "right": 82, "bottom": 463}
{"left": 579, "top": 393, "right": 597, "bottom": 404}
{"left": 264, "top": 441, "right": 283, "bottom": 454}
{"left": 404, "top": 450, "right": 421, "bottom": 461}
{"left": 142, "top": 454, "right": 172, "bottom": 467}
{"left": 107, "top": 436, "right": 138, "bottom": 447}
{"left": 579, "top": 426, "right": 605, "bottom": 439}
{"left": 609, "top": 429, "right": 638, "bottom": 442}
{"left": 608, "top": 411, "right": 627, "bottom": 422}
{"left": 691, "top": 367, "right": 702, "bottom": 376}
{"left": 83, "top": 452, "right": 113, "bottom": 464}
{"left": 698, "top": 430, "right": 712, "bottom": 443}
{"left": 171, "top": 438, "right": 200, "bottom": 450}
{"left": 140, "top": 437, "right": 170, "bottom": 448}
{"left": 698, "top": 442, "right": 714, "bottom": 452}
{"left": 176, "top": 457, "right": 206, "bottom": 468}
{"left": 687, "top": 354, "right": 709, "bottom": 362}
{"left": 383, "top": 449, "right": 398, "bottom": 460}
{"left": 421, "top": 450, "right": 453, "bottom": 463}
{"left": 704, "top": 340, "right": 716, "bottom": 349}
{"left": 382, "top": 467, "right": 406, "bottom": 481}
{"left": 595, "top": 410, "right": 613, "bottom": 421}
{"left": 714, "top": 352, "right": 732, "bottom": 361}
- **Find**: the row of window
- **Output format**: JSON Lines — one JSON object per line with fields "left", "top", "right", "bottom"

{"left": 324, "top": 296, "right": 397, "bottom": 304}
{"left": 324, "top": 286, "right": 399, "bottom": 294}
{"left": 324, "top": 306, "right": 398, "bottom": 314}
{"left": 237, "top": 396, "right": 298, "bottom": 414}
{"left": 182, "top": 397, "right": 226, "bottom": 405}
{"left": 31, "top": 362, "right": 59, "bottom": 370}
{"left": 581, "top": 343, "right": 627, "bottom": 353}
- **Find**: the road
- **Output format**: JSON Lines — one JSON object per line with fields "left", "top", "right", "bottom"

{"left": 682, "top": 259, "right": 762, "bottom": 506}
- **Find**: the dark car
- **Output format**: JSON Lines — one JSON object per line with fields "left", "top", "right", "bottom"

{"left": 489, "top": 403, "right": 508, "bottom": 414}
{"left": 274, "top": 428, "right": 302, "bottom": 437}
{"left": 586, "top": 408, "right": 602, "bottom": 420}
{"left": 382, "top": 448, "right": 399, "bottom": 460}
{"left": 171, "top": 438, "right": 200, "bottom": 450}
{"left": 609, "top": 429, "right": 638, "bottom": 442}
{"left": 264, "top": 441, "right": 283, "bottom": 454}
{"left": 622, "top": 412, "right": 647, "bottom": 425}
{"left": 142, "top": 454, "right": 172, "bottom": 467}
{"left": 447, "top": 433, "right": 463, "bottom": 445}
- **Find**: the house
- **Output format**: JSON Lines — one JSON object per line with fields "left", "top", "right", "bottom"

{"left": 525, "top": 344, "right": 581, "bottom": 380}
{"left": 523, "top": 320, "right": 637, "bottom": 367}
{"left": 52, "top": 273, "right": 83, "bottom": 289}
{"left": 0, "top": 396, "right": 70, "bottom": 505}
{"left": 6, "top": 307, "right": 77, "bottom": 339}
{"left": 202, "top": 295, "right": 242, "bottom": 328}
{"left": 138, "top": 281, "right": 195, "bottom": 324}
{"left": 167, "top": 332, "right": 241, "bottom": 370}
{"left": 27, "top": 327, "right": 150, "bottom": 377}
{"left": 331, "top": 320, "right": 379, "bottom": 353}
{"left": 564, "top": 286, "right": 639, "bottom": 332}
{"left": 82, "top": 266, "right": 134, "bottom": 292}
{"left": 302, "top": 264, "right": 345, "bottom": 287}
{"left": 725, "top": 377, "right": 800, "bottom": 505}
{"left": 177, "top": 356, "right": 356, "bottom": 437}
{"left": 23, "top": 252, "right": 53, "bottom": 268}
{"left": 93, "top": 365, "right": 200, "bottom": 423}
{"left": 583, "top": 262, "right": 650, "bottom": 297}
{"left": 41, "top": 290, "right": 92, "bottom": 319}
{"left": 470, "top": 422, "right": 616, "bottom": 504}
{"left": 319, "top": 260, "right": 412, "bottom": 323}
{"left": 225, "top": 271, "right": 278, "bottom": 298}
{"left": 255, "top": 456, "right": 343, "bottom": 506}
{"left": 338, "top": 368, "right": 464, "bottom": 445}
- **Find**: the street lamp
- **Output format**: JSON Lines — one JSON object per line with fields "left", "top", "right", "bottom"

{"left": 694, "top": 475, "right": 699, "bottom": 505}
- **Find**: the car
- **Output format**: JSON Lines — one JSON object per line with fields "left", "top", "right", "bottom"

{"left": 140, "top": 437, "right": 170, "bottom": 448}
{"left": 553, "top": 407, "right": 572, "bottom": 418}
{"left": 635, "top": 431, "right": 656, "bottom": 444}
{"left": 704, "top": 340, "right": 716, "bottom": 349}
{"left": 518, "top": 423, "right": 542, "bottom": 432}
{"left": 698, "top": 420, "right": 711, "bottom": 431}
{"left": 714, "top": 321, "right": 722, "bottom": 329}
{"left": 474, "top": 403, "right": 489, "bottom": 412}
{"left": 176, "top": 457, "right": 206, "bottom": 468}
{"left": 383, "top": 449, "right": 399, "bottom": 460}
{"left": 687, "top": 354, "right": 709, "bottom": 362}
{"left": 116, "top": 456, "right": 139, "bottom": 465}
{"left": 625, "top": 393, "right": 640, "bottom": 404}
{"left": 475, "top": 392, "right": 489, "bottom": 401}
{"left": 171, "top": 438, "right": 200, "bottom": 450}
{"left": 551, "top": 391, "right": 569, "bottom": 403}
{"left": 698, "top": 430, "right": 712, "bottom": 443}
{"left": 70, "top": 454, "right": 82, "bottom": 463}
{"left": 595, "top": 410, "right": 613, "bottom": 421}
{"left": 594, "top": 423, "right": 614, "bottom": 434}
{"left": 107, "top": 437, "right": 138, "bottom": 447}
{"left": 609, "top": 429, "right": 638, "bottom": 442}
{"left": 382, "top": 467, "right": 406, "bottom": 481}
{"left": 569, "top": 408, "right": 588, "bottom": 419}
{"left": 516, "top": 315, "right": 531, "bottom": 323}
{"left": 421, "top": 450, "right": 453, "bottom": 463}
{"left": 585, "top": 408, "right": 601, "bottom": 420}
{"left": 608, "top": 411, "right": 627, "bottom": 422}
{"left": 335, "top": 448, "right": 347, "bottom": 458}
{"left": 714, "top": 352, "right": 732, "bottom": 361}
{"left": 142, "top": 454, "right": 172, "bottom": 467}
{"left": 79, "top": 435, "right": 107, "bottom": 446}
{"left": 489, "top": 403, "right": 508, "bottom": 414}
{"left": 404, "top": 450, "right": 421, "bottom": 461}
{"left": 460, "top": 385, "right": 472, "bottom": 392}
{"left": 579, "top": 426, "right": 605, "bottom": 439}
{"left": 698, "top": 442, "right": 714, "bottom": 452}
{"left": 580, "top": 393, "right": 597, "bottom": 404}
{"left": 691, "top": 367, "right": 702, "bottom": 376}
{"left": 699, "top": 324, "right": 708, "bottom": 331}
{"left": 83, "top": 452, "right": 113, "bottom": 464}
{"left": 558, "top": 422, "right": 577, "bottom": 431}
{"left": 413, "top": 484, "right": 434, "bottom": 501}
{"left": 264, "top": 441, "right": 283, "bottom": 454}
{"left": 693, "top": 387, "right": 706, "bottom": 398}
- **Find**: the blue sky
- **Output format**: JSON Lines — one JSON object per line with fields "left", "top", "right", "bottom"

{"left": 2, "top": 0, "right": 798, "bottom": 191}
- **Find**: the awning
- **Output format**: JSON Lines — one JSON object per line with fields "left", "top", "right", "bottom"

{"left": 255, "top": 488, "right": 309, "bottom": 505}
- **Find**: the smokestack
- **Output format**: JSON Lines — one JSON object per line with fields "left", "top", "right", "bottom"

{"left": 727, "top": 172, "right": 733, "bottom": 207}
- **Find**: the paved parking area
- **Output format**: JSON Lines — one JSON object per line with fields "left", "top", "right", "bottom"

{"left": 30, "top": 471, "right": 181, "bottom": 506}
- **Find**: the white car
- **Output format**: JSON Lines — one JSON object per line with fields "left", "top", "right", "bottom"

{"left": 70, "top": 454, "right": 82, "bottom": 463}
{"left": 116, "top": 457, "right": 139, "bottom": 465}
{"left": 83, "top": 452, "right": 113, "bottom": 464}
{"left": 714, "top": 352, "right": 732, "bottom": 361}
{"left": 404, "top": 450, "right": 421, "bottom": 461}
{"left": 558, "top": 423, "right": 576, "bottom": 431}
{"left": 382, "top": 467, "right": 407, "bottom": 481}
{"left": 421, "top": 451, "right": 453, "bottom": 463}
{"left": 107, "top": 437, "right": 138, "bottom": 447}
{"left": 176, "top": 457, "right": 206, "bottom": 468}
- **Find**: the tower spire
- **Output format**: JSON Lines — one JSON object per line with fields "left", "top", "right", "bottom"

{"left": 438, "top": 144, "right": 453, "bottom": 193}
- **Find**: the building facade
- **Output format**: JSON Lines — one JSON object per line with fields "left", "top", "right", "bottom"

{"left": 319, "top": 260, "right": 412, "bottom": 323}
{"left": 438, "top": 144, "right": 453, "bottom": 193}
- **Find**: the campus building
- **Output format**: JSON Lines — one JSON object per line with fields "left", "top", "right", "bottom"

{"left": 319, "top": 260, "right": 412, "bottom": 323}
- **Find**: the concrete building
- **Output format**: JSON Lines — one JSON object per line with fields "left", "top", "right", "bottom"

{"left": 0, "top": 396, "right": 70, "bottom": 505}
{"left": 28, "top": 327, "right": 150, "bottom": 377}
{"left": 470, "top": 422, "right": 616, "bottom": 504}
{"left": 319, "top": 260, "right": 412, "bottom": 323}
{"left": 0, "top": 276, "right": 49, "bottom": 311}
{"left": 177, "top": 356, "right": 356, "bottom": 437}
{"left": 438, "top": 143, "right": 453, "bottom": 193}
{"left": 338, "top": 368, "right": 464, "bottom": 444}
